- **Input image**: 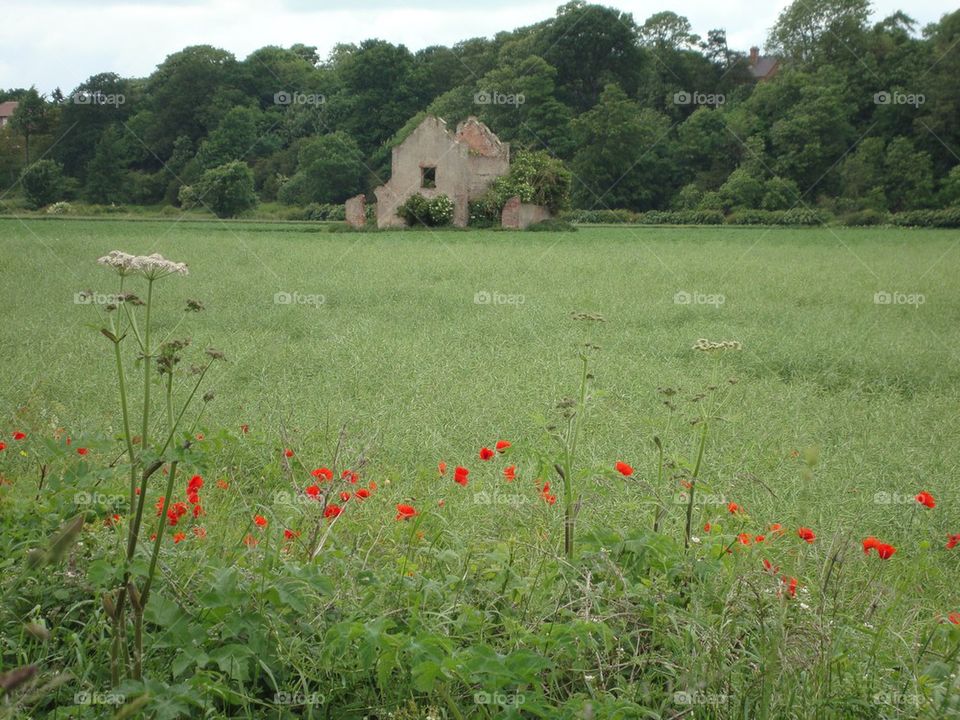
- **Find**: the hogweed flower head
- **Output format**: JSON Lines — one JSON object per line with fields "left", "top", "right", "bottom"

{"left": 97, "top": 250, "right": 189, "bottom": 279}
{"left": 692, "top": 338, "right": 742, "bottom": 352}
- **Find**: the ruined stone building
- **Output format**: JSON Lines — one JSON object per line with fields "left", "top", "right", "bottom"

{"left": 373, "top": 116, "right": 510, "bottom": 228}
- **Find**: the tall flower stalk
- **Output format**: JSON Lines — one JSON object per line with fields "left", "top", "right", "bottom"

{"left": 90, "top": 251, "right": 221, "bottom": 684}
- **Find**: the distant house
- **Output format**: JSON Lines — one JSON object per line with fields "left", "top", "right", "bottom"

{"left": 0, "top": 101, "right": 19, "bottom": 128}
{"left": 374, "top": 115, "right": 510, "bottom": 228}
{"left": 747, "top": 47, "right": 780, "bottom": 81}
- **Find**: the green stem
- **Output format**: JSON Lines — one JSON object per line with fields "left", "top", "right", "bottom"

{"left": 684, "top": 422, "right": 708, "bottom": 550}
{"left": 141, "top": 279, "right": 154, "bottom": 455}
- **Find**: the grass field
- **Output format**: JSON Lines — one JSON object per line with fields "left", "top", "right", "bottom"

{"left": 2, "top": 218, "right": 960, "bottom": 718}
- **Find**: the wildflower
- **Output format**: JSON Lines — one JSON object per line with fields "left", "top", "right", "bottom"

{"left": 193, "top": 527, "right": 207, "bottom": 539}
{"left": 216, "top": 479, "right": 229, "bottom": 490}
{"left": 104, "top": 514, "right": 122, "bottom": 528}
{"left": 946, "top": 534, "right": 960, "bottom": 549}
{"left": 703, "top": 522, "right": 712, "bottom": 533}
{"left": 916, "top": 491, "right": 936, "bottom": 509}
{"left": 192, "top": 505, "right": 203, "bottom": 518}
{"left": 324, "top": 504, "right": 342, "bottom": 519}
{"left": 173, "top": 532, "right": 186, "bottom": 544}
{"left": 727, "top": 502, "right": 742, "bottom": 515}
{"left": 339, "top": 491, "right": 351, "bottom": 503}
{"left": 863, "top": 536, "right": 881, "bottom": 554}
{"left": 195, "top": 433, "right": 204, "bottom": 441}
{"left": 755, "top": 535, "right": 766, "bottom": 543}
{"left": 876, "top": 543, "right": 896, "bottom": 560}
{"left": 253, "top": 515, "right": 268, "bottom": 528}
{"left": 692, "top": 338, "right": 743, "bottom": 352}
{"left": 240, "top": 424, "right": 249, "bottom": 434}
{"left": 312, "top": 467, "right": 333, "bottom": 481}
{"left": 284, "top": 529, "right": 300, "bottom": 540}
{"left": 949, "top": 613, "right": 960, "bottom": 625}
{"left": 438, "top": 461, "right": 447, "bottom": 475}
{"left": 355, "top": 488, "right": 371, "bottom": 500}
{"left": 167, "top": 502, "right": 188, "bottom": 526}
{"left": 12, "top": 431, "right": 26, "bottom": 440}
{"left": 496, "top": 440, "right": 511, "bottom": 452}
{"left": 342, "top": 470, "right": 359, "bottom": 484}
{"left": 762, "top": 558, "right": 779, "bottom": 574}
{"left": 438, "top": 499, "right": 445, "bottom": 507}
{"left": 0, "top": 442, "right": 5, "bottom": 451}
{"left": 284, "top": 448, "right": 294, "bottom": 458}
{"left": 454, "top": 466, "right": 469, "bottom": 486}
{"left": 369, "top": 481, "right": 378, "bottom": 491}
{"left": 797, "top": 527, "right": 816, "bottom": 543}
{"left": 479, "top": 447, "right": 495, "bottom": 461}
{"left": 396, "top": 504, "right": 417, "bottom": 521}
{"left": 76, "top": 447, "right": 89, "bottom": 456}
{"left": 737, "top": 533, "right": 751, "bottom": 545}
{"left": 781, "top": 576, "right": 798, "bottom": 597}
{"left": 504, "top": 465, "right": 516, "bottom": 481}
{"left": 187, "top": 475, "right": 203, "bottom": 504}
{"left": 615, "top": 461, "right": 633, "bottom": 477}
{"left": 769, "top": 523, "right": 783, "bottom": 534}
{"left": 540, "top": 481, "right": 557, "bottom": 505}
{"left": 243, "top": 534, "right": 258, "bottom": 548}
{"left": 98, "top": 251, "right": 189, "bottom": 279}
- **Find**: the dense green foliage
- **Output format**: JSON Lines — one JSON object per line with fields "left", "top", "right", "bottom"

{"left": 0, "top": 1, "right": 957, "bottom": 218}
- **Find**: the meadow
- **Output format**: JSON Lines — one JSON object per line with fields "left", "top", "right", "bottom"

{"left": 1, "top": 218, "right": 960, "bottom": 719}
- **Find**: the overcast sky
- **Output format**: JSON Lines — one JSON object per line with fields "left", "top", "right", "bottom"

{"left": 0, "top": 0, "right": 953, "bottom": 93}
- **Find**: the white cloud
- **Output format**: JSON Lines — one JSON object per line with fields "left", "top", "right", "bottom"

{"left": 0, "top": 0, "right": 952, "bottom": 93}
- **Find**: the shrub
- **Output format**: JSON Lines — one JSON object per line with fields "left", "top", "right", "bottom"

{"left": 672, "top": 183, "right": 703, "bottom": 210}
{"left": 778, "top": 208, "right": 828, "bottom": 226}
{"left": 191, "top": 161, "right": 258, "bottom": 218}
{"left": 469, "top": 197, "right": 500, "bottom": 227}
{"left": 718, "top": 168, "right": 764, "bottom": 211}
{"left": 890, "top": 209, "right": 960, "bottom": 228}
{"left": 20, "top": 160, "right": 65, "bottom": 209}
{"left": 696, "top": 191, "right": 724, "bottom": 211}
{"left": 293, "top": 203, "right": 346, "bottom": 222}
{"left": 839, "top": 209, "right": 888, "bottom": 226}
{"left": 490, "top": 150, "right": 572, "bottom": 214}
{"left": 397, "top": 194, "right": 453, "bottom": 227}
{"left": 727, "top": 209, "right": 774, "bottom": 225}
{"left": 45, "top": 201, "right": 73, "bottom": 215}
{"left": 561, "top": 209, "right": 638, "bottom": 224}
{"left": 761, "top": 176, "right": 801, "bottom": 210}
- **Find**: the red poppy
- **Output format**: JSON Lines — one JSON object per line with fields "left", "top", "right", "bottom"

{"left": 769, "top": 523, "right": 784, "bottom": 534}
{"left": 216, "top": 479, "right": 229, "bottom": 490}
{"left": 324, "top": 504, "right": 342, "bottom": 519}
{"left": 192, "top": 504, "right": 203, "bottom": 518}
{"left": 342, "top": 470, "right": 359, "bottom": 484}
{"left": 396, "top": 504, "right": 417, "bottom": 521}
{"left": 949, "top": 612, "right": 960, "bottom": 625}
{"left": 283, "top": 529, "right": 300, "bottom": 540}
{"left": 916, "top": 491, "right": 936, "bottom": 509}
{"left": 782, "top": 576, "right": 798, "bottom": 597}
{"left": 243, "top": 534, "right": 258, "bottom": 547}
{"left": 369, "top": 481, "right": 378, "bottom": 491}
{"left": 703, "top": 522, "right": 712, "bottom": 533}
{"left": 762, "top": 558, "right": 779, "bottom": 574}
{"left": 240, "top": 424, "right": 249, "bottom": 434}
{"left": 737, "top": 533, "right": 751, "bottom": 545}
{"left": 195, "top": 433, "right": 204, "bottom": 441}
{"left": 503, "top": 465, "right": 516, "bottom": 482}
{"left": 438, "top": 461, "right": 447, "bottom": 475}
{"left": 680, "top": 480, "right": 693, "bottom": 490}
{"left": 540, "top": 481, "right": 557, "bottom": 505}
{"left": 284, "top": 448, "right": 294, "bottom": 458}
{"left": 496, "top": 440, "right": 511, "bottom": 452}
{"left": 305, "top": 484, "right": 321, "bottom": 498}
{"left": 0, "top": 442, "right": 5, "bottom": 451}
{"left": 355, "top": 488, "right": 371, "bottom": 500}
{"left": 254, "top": 515, "right": 268, "bottom": 528}
{"left": 797, "top": 527, "right": 816, "bottom": 543}
{"left": 479, "top": 447, "right": 495, "bottom": 461}
{"left": 863, "top": 536, "right": 881, "bottom": 554}
{"left": 104, "top": 514, "right": 122, "bottom": 528}
{"left": 155, "top": 496, "right": 166, "bottom": 516}
{"left": 876, "top": 543, "right": 896, "bottom": 560}
{"left": 173, "top": 532, "right": 186, "bottom": 544}
{"left": 193, "top": 526, "right": 206, "bottom": 539}
{"left": 754, "top": 535, "right": 766, "bottom": 543}
{"left": 312, "top": 467, "right": 333, "bottom": 481}
{"left": 339, "top": 491, "right": 351, "bottom": 503}
{"left": 76, "top": 447, "right": 89, "bottom": 456}
{"left": 727, "top": 502, "right": 742, "bottom": 515}
{"left": 615, "top": 462, "right": 633, "bottom": 477}
{"left": 454, "top": 466, "right": 469, "bottom": 486}
{"left": 947, "top": 534, "right": 960, "bottom": 549}
{"left": 12, "top": 431, "right": 26, "bottom": 440}
{"left": 167, "top": 502, "right": 188, "bottom": 526}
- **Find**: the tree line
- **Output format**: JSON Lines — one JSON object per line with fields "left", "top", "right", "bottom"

{"left": 1, "top": 0, "right": 958, "bottom": 219}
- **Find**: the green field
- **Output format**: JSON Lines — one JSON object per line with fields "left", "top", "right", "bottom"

{"left": 2, "top": 219, "right": 960, "bottom": 718}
